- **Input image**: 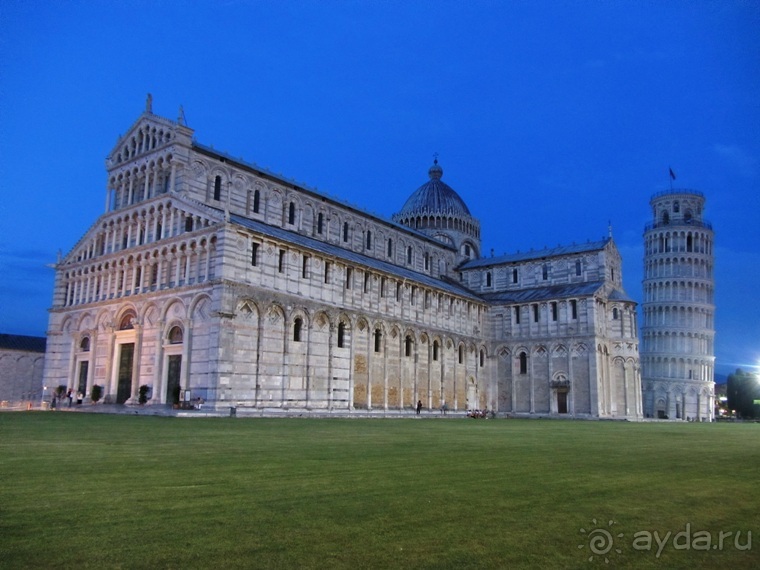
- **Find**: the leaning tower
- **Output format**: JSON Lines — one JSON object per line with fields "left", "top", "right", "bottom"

{"left": 641, "top": 190, "right": 715, "bottom": 420}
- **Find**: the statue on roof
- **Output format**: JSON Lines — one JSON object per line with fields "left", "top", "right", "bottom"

{"left": 146, "top": 93, "right": 153, "bottom": 113}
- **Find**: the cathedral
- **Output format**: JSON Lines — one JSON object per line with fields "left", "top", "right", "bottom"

{"left": 42, "top": 101, "right": 643, "bottom": 419}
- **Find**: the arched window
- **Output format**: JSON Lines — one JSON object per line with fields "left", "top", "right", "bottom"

{"left": 542, "top": 264, "right": 549, "bottom": 280}
{"left": 458, "top": 345, "right": 463, "bottom": 364}
{"left": 613, "top": 308, "right": 619, "bottom": 320}
{"left": 662, "top": 211, "right": 670, "bottom": 225}
{"left": 387, "top": 238, "right": 393, "bottom": 258}
{"left": 337, "top": 322, "right": 346, "bottom": 348}
{"left": 684, "top": 211, "right": 693, "bottom": 223}
{"left": 168, "top": 326, "right": 183, "bottom": 344}
{"left": 213, "top": 176, "right": 222, "bottom": 201}
{"left": 673, "top": 201, "right": 680, "bottom": 213}
{"left": 479, "top": 349, "right": 485, "bottom": 367}
{"left": 293, "top": 317, "right": 303, "bottom": 342}
{"left": 80, "top": 337, "right": 90, "bottom": 352}
{"left": 405, "top": 336, "right": 413, "bottom": 357}
{"left": 519, "top": 352, "right": 528, "bottom": 374}
{"left": 317, "top": 213, "right": 324, "bottom": 234}
{"left": 253, "top": 189, "right": 260, "bottom": 213}
{"left": 288, "top": 203, "right": 295, "bottom": 225}
{"left": 374, "top": 329, "right": 382, "bottom": 353}
{"left": 343, "top": 222, "right": 349, "bottom": 242}
{"left": 407, "top": 246, "right": 413, "bottom": 264}
{"left": 486, "top": 272, "right": 492, "bottom": 287}
{"left": 433, "top": 341, "right": 439, "bottom": 361}
{"left": 366, "top": 230, "right": 372, "bottom": 250}
{"left": 251, "top": 242, "right": 259, "bottom": 266}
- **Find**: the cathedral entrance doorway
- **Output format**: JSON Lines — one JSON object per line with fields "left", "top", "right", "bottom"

{"left": 557, "top": 390, "right": 568, "bottom": 414}
{"left": 550, "top": 375, "right": 570, "bottom": 414}
{"left": 116, "top": 343, "right": 134, "bottom": 404}
{"left": 77, "top": 361, "right": 88, "bottom": 398}
{"left": 166, "top": 355, "right": 182, "bottom": 406}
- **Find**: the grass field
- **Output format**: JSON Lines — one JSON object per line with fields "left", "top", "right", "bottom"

{"left": 1, "top": 413, "right": 758, "bottom": 569}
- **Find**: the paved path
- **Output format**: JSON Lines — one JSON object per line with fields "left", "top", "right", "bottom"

{"left": 24, "top": 403, "right": 472, "bottom": 419}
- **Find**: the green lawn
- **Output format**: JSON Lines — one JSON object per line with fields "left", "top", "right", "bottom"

{"left": 0, "top": 414, "right": 757, "bottom": 569}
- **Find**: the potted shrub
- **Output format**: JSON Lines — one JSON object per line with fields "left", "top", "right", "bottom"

{"left": 138, "top": 385, "right": 150, "bottom": 405}
{"left": 91, "top": 384, "right": 103, "bottom": 403}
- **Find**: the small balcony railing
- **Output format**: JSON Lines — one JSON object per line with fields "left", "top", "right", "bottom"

{"left": 644, "top": 219, "right": 712, "bottom": 232}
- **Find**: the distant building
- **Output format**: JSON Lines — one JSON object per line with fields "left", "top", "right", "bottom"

{"left": 0, "top": 333, "right": 46, "bottom": 406}
{"left": 42, "top": 101, "right": 642, "bottom": 419}
{"left": 641, "top": 190, "right": 715, "bottom": 420}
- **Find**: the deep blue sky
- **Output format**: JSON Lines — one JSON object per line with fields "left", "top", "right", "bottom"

{"left": 1, "top": 1, "right": 758, "bottom": 376}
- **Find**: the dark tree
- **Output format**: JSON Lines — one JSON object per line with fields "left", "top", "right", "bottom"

{"left": 138, "top": 385, "right": 150, "bottom": 405}
{"left": 726, "top": 369, "right": 760, "bottom": 419}
{"left": 90, "top": 384, "right": 103, "bottom": 403}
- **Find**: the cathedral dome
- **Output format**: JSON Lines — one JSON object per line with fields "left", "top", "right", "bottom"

{"left": 396, "top": 160, "right": 472, "bottom": 218}
{"left": 392, "top": 160, "right": 481, "bottom": 259}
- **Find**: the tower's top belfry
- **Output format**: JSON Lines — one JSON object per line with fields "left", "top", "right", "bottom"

{"left": 647, "top": 189, "right": 709, "bottom": 230}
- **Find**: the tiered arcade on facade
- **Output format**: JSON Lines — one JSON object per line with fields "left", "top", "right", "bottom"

{"left": 43, "top": 102, "right": 643, "bottom": 419}
{"left": 641, "top": 190, "right": 715, "bottom": 420}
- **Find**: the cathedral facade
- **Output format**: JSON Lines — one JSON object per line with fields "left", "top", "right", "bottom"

{"left": 42, "top": 104, "right": 642, "bottom": 419}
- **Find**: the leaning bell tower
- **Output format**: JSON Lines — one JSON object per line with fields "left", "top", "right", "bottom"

{"left": 641, "top": 189, "right": 715, "bottom": 420}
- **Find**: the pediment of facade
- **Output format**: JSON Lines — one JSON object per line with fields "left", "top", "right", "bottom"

{"left": 107, "top": 113, "right": 193, "bottom": 170}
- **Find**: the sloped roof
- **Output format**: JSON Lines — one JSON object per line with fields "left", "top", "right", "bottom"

{"left": 479, "top": 281, "right": 605, "bottom": 304}
{"left": 460, "top": 238, "right": 612, "bottom": 270}
{"left": 194, "top": 143, "right": 456, "bottom": 252}
{"left": 608, "top": 288, "right": 635, "bottom": 302}
{"left": 229, "top": 214, "right": 484, "bottom": 303}
{"left": 0, "top": 334, "right": 47, "bottom": 353}
{"left": 479, "top": 281, "right": 635, "bottom": 304}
